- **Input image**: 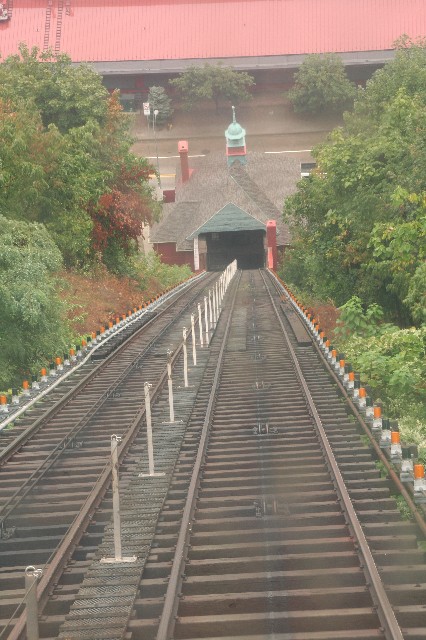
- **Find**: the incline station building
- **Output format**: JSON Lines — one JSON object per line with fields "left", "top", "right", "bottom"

{"left": 1, "top": 1, "right": 426, "bottom": 100}
{"left": 150, "top": 109, "right": 298, "bottom": 272}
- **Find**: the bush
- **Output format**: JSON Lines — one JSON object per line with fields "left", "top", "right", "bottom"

{"left": 288, "top": 53, "right": 356, "bottom": 114}
{"left": 0, "top": 217, "right": 72, "bottom": 388}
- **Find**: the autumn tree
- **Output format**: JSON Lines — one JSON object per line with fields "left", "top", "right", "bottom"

{"left": 170, "top": 64, "right": 254, "bottom": 113}
{"left": 0, "top": 51, "right": 159, "bottom": 269}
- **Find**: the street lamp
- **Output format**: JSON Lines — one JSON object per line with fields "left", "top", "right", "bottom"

{"left": 153, "top": 108, "right": 162, "bottom": 189}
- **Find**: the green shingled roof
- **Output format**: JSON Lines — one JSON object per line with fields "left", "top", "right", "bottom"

{"left": 188, "top": 203, "right": 265, "bottom": 239}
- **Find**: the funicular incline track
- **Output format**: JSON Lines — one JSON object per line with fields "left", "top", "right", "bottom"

{"left": 123, "top": 269, "right": 426, "bottom": 640}
{"left": 0, "top": 271, "right": 218, "bottom": 639}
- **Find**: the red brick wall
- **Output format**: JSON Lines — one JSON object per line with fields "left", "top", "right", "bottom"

{"left": 153, "top": 243, "right": 194, "bottom": 270}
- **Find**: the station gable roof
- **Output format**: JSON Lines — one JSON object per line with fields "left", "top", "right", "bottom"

{"left": 150, "top": 152, "right": 299, "bottom": 251}
{"left": 188, "top": 203, "right": 266, "bottom": 239}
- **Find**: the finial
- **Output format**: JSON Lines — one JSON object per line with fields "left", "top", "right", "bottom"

{"left": 232, "top": 105, "right": 236, "bottom": 123}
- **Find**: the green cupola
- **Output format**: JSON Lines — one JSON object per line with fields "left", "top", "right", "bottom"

{"left": 225, "top": 106, "right": 247, "bottom": 166}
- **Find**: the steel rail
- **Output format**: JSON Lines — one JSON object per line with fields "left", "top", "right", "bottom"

{"left": 156, "top": 269, "right": 242, "bottom": 640}
{"left": 0, "top": 273, "right": 215, "bottom": 534}
{"left": 261, "top": 269, "right": 404, "bottom": 640}
{"left": 0, "top": 272, "right": 211, "bottom": 468}
{"left": 4, "top": 296, "right": 205, "bottom": 640}
{"left": 268, "top": 269, "right": 426, "bottom": 538}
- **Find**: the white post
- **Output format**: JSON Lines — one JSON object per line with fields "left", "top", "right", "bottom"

{"left": 101, "top": 435, "right": 137, "bottom": 563}
{"left": 183, "top": 327, "right": 189, "bottom": 388}
{"left": 212, "top": 285, "right": 217, "bottom": 326}
{"left": 208, "top": 290, "right": 213, "bottom": 329}
{"left": 139, "top": 382, "right": 165, "bottom": 478}
{"left": 25, "top": 566, "right": 43, "bottom": 640}
{"left": 191, "top": 314, "right": 197, "bottom": 366}
{"left": 111, "top": 434, "right": 122, "bottom": 560}
{"left": 167, "top": 351, "right": 175, "bottom": 422}
{"left": 204, "top": 296, "right": 209, "bottom": 344}
{"left": 198, "top": 302, "right": 204, "bottom": 348}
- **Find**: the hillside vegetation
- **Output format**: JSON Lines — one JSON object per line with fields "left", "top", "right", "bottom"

{"left": 281, "top": 38, "right": 426, "bottom": 450}
{"left": 0, "top": 45, "right": 190, "bottom": 389}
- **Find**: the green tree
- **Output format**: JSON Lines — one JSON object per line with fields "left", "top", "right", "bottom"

{"left": 147, "top": 86, "right": 173, "bottom": 126}
{"left": 170, "top": 63, "right": 254, "bottom": 113}
{"left": 0, "top": 216, "right": 72, "bottom": 388}
{"left": 0, "top": 44, "right": 109, "bottom": 132}
{"left": 283, "top": 44, "right": 426, "bottom": 325}
{"left": 288, "top": 53, "right": 356, "bottom": 114}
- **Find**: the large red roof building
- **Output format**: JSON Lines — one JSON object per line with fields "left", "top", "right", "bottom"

{"left": 1, "top": 1, "right": 425, "bottom": 76}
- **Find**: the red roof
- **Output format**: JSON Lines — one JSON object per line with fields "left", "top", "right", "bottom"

{"left": 1, "top": 0, "right": 425, "bottom": 64}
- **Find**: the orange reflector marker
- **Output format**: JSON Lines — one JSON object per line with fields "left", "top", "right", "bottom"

{"left": 22, "top": 380, "right": 29, "bottom": 390}
{"left": 348, "top": 372, "right": 355, "bottom": 381}
{"left": 41, "top": 368, "right": 47, "bottom": 376}
{"left": 414, "top": 464, "right": 425, "bottom": 479}
{"left": 359, "top": 387, "right": 366, "bottom": 398}
{"left": 339, "top": 359, "right": 345, "bottom": 368}
{"left": 69, "top": 348, "right": 75, "bottom": 357}
{"left": 373, "top": 406, "right": 381, "bottom": 419}
{"left": 55, "top": 357, "right": 61, "bottom": 366}
{"left": 391, "top": 431, "right": 400, "bottom": 444}
{"left": 0, "top": 395, "right": 7, "bottom": 405}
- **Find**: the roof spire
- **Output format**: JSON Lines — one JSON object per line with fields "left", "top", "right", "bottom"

{"left": 225, "top": 107, "right": 247, "bottom": 167}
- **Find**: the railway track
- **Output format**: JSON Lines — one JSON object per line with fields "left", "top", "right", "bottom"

{"left": 0, "top": 270, "right": 218, "bottom": 639}
{"left": 2, "top": 268, "right": 426, "bottom": 640}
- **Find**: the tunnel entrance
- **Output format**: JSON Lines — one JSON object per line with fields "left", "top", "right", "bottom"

{"left": 205, "top": 230, "right": 265, "bottom": 271}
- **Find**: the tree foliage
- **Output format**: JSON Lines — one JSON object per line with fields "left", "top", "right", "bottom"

{"left": 0, "top": 216, "right": 72, "bottom": 388}
{"left": 288, "top": 53, "right": 356, "bottom": 114}
{"left": 0, "top": 44, "right": 108, "bottom": 132}
{"left": 170, "top": 63, "right": 254, "bottom": 113}
{"left": 283, "top": 40, "right": 426, "bottom": 326}
{"left": 147, "top": 86, "right": 173, "bottom": 126}
{"left": 0, "top": 47, "right": 159, "bottom": 268}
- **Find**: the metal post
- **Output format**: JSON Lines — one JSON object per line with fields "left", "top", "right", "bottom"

{"left": 139, "top": 382, "right": 165, "bottom": 478}
{"left": 208, "top": 290, "right": 213, "bottom": 329}
{"left": 191, "top": 314, "right": 197, "bottom": 366}
{"left": 101, "top": 437, "right": 137, "bottom": 563}
{"left": 111, "top": 434, "right": 122, "bottom": 561}
{"left": 198, "top": 302, "right": 204, "bottom": 348}
{"left": 212, "top": 285, "right": 217, "bottom": 326}
{"left": 183, "top": 327, "right": 189, "bottom": 388}
{"left": 167, "top": 351, "right": 175, "bottom": 422}
{"left": 204, "top": 296, "right": 209, "bottom": 344}
{"left": 25, "top": 566, "right": 42, "bottom": 640}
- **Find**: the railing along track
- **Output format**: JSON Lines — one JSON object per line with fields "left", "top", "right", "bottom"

{"left": 0, "top": 272, "right": 217, "bottom": 638}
